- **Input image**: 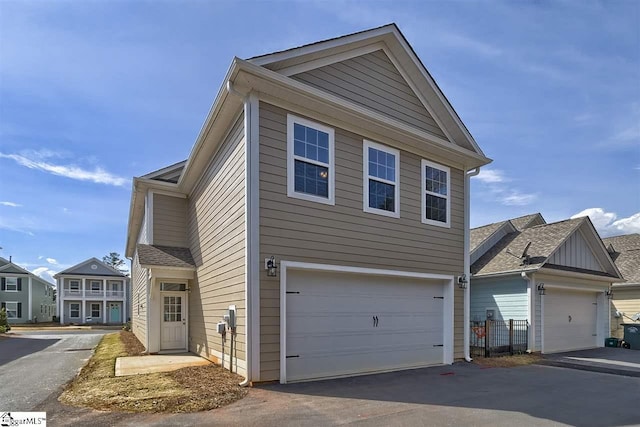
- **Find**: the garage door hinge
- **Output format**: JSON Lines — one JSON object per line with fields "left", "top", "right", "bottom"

{"left": 433, "top": 296, "right": 444, "bottom": 299}
{"left": 286, "top": 355, "right": 300, "bottom": 358}
{"left": 433, "top": 344, "right": 444, "bottom": 347}
{"left": 286, "top": 291, "right": 300, "bottom": 294}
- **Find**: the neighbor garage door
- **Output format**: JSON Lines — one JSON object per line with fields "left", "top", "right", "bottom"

{"left": 543, "top": 288, "right": 598, "bottom": 353}
{"left": 284, "top": 269, "right": 445, "bottom": 382}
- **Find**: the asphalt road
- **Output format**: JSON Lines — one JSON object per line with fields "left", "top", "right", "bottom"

{"left": 0, "top": 330, "right": 109, "bottom": 411}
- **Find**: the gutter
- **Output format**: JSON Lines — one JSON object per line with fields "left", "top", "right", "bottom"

{"left": 463, "top": 167, "right": 480, "bottom": 362}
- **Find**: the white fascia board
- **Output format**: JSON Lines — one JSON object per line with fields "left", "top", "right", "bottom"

{"left": 536, "top": 268, "right": 619, "bottom": 286}
{"left": 233, "top": 59, "right": 491, "bottom": 169}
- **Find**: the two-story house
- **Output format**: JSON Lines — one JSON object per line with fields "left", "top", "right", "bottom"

{"left": 1, "top": 257, "right": 56, "bottom": 324}
{"left": 54, "top": 258, "right": 130, "bottom": 325}
{"left": 125, "top": 24, "right": 491, "bottom": 384}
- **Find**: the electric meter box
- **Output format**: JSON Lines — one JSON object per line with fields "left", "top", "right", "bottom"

{"left": 216, "top": 322, "right": 226, "bottom": 334}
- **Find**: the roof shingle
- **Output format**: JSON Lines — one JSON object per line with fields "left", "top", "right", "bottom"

{"left": 137, "top": 244, "right": 196, "bottom": 269}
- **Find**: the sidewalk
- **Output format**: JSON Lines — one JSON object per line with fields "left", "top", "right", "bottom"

{"left": 539, "top": 347, "right": 640, "bottom": 377}
{"left": 9, "top": 324, "right": 123, "bottom": 332}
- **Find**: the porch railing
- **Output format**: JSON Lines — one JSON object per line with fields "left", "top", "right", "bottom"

{"left": 470, "top": 319, "right": 529, "bottom": 358}
{"left": 62, "top": 289, "right": 125, "bottom": 298}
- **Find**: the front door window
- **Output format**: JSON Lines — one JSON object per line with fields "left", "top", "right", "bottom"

{"left": 163, "top": 296, "right": 182, "bottom": 322}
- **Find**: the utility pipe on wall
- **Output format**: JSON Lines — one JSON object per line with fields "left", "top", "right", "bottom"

{"left": 464, "top": 167, "right": 481, "bottom": 362}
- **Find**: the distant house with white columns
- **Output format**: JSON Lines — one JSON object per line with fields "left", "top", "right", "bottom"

{"left": 54, "top": 258, "right": 130, "bottom": 325}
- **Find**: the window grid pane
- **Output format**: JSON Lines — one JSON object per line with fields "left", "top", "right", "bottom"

{"left": 426, "top": 194, "right": 447, "bottom": 222}
{"left": 294, "top": 123, "right": 330, "bottom": 164}
{"left": 368, "top": 147, "right": 395, "bottom": 182}
{"left": 426, "top": 166, "right": 448, "bottom": 196}
{"left": 369, "top": 180, "right": 396, "bottom": 212}
{"left": 294, "top": 160, "right": 329, "bottom": 197}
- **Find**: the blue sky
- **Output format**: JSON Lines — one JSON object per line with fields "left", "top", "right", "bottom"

{"left": 1, "top": 0, "right": 638, "bottom": 283}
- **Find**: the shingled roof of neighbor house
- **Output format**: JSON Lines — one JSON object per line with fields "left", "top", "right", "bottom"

{"left": 472, "top": 217, "right": 601, "bottom": 276}
{"left": 137, "top": 244, "right": 196, "bottom": 269}
{"left": 603, "top": 234, "right": 640, "bottom": 285}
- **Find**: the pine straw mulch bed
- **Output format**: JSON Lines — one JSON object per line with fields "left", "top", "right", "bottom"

{"left": 59, "top": 331, "right": 248, "bottom": 413}
{"left": 472, "top": 353, "right": 543, "bottom": 368}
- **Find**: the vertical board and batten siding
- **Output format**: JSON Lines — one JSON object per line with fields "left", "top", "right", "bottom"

{"left": 153, "top": 194, "right": 188, "bottom": 247}
{"left": 131, "top": 252, "right": 148, "bottom": 348}
{"left": 535, "top": 291, "right": 542, "bottom": 350}
{"left": 548, "top": 231, "right": 604, "bottom": 272}
{"left": 471, "top": 227, "right": 512, "bottom": 265}
{"left": 470, "top": 277, "right": 528, "bottom": 322}
{"left": 187, "top": 114, "right": 247, "bottom": 367}
{"left": 611, "top": 289, "right": 640, "bottom": 338}
{"left": 259, "top": 102, "right": 465, "bottom": 381}
{"left": 290, "top": 50, "right": 447, "bottom": 141}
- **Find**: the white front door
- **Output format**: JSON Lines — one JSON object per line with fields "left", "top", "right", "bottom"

{"left": 161, "top": 292, "right": 186, "bottom": 350}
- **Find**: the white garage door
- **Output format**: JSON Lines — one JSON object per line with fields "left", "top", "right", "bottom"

{"left": 284, "top": 269, "right": 445, "bottom": 382}
{"left": 543, "top": 288, "right": 598, "bottom": 353}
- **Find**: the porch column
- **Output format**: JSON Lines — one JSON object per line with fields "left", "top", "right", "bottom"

{"left": 103, "top": 279, "right": 107, "bottom": 324}
{"left": 58, "top": 279, "right": 64, "bottom": 325}
{"left": 82, "top": 278, "right": 86, "bottom": 298}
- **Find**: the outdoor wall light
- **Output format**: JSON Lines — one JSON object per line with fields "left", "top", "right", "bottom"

{"left": 457, "top": 274, "right": 468, "bottom": 289}
{"left": 537, "top": 283, "right": 545, "bottom": 296}
{"left": 606, "top": 289, "right": 614, "bottom": 299}
{"left": 265, "top": 256, "right": 278, "bottom": 277}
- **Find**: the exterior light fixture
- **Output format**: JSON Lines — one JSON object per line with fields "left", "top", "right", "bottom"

{"left": 457, "top": 274, "right": 468, "bottom": 289}
{"left": 265, "top": 256, "right": 278, "bottom": 277}
{"left": 537, "top": 283, "right": 545, "bottom": 296}
{"left": 606, "top": 289, "right": 613, "bottom": 299}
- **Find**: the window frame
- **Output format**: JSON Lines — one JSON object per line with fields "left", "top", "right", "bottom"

{"left": 70, "top": 303, "right": 80, "bottom": 318}
{"left": 421, "top": 159, "right": 451, "bottom": 228}
{"left": 287, "top": 114, "right": 335, "bottom": 205}
{"left": 91, "top": 303, "right": 101, "bottom": 318}
{"left": 362, "top": 140, "right": 400, "bottom": 218}
{"left": 69, "top": 280, "right": 80, "bottom": 294}
{"left": 90, "top": 280, "right": 101, "bottom": 294}
{"left": 5, "top": 277, "right": 18, "bottom": 292}
{"left": 5, "top": 301, "right": 18, "bottom": 319}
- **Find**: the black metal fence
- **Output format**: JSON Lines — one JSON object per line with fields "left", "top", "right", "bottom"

{"left": 470, "top": 319, "right": 529, "bottom": 357}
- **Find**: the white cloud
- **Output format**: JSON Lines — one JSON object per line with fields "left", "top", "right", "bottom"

{"left": 571, "top": 208, "right": 640, "bottom": 237}
{"left": 0, "top": 151, "right": 128, "bottom": 186}
{"left": 46, "top": 257, "right": 58, "bottom": 265}
{"left": 32, "top": 266, "right": 57, "bottom": 284}
{"left": 439, "top": 33, "right": 502, "bottom": 57}
{"left": 0, "top": 201, "right": 21, "bottom": 207}
{"left": 500, "top": 191, "right": 538, "bottom": 206}
{"left": 473, "top": 169, "right": 507, "bottom": 184}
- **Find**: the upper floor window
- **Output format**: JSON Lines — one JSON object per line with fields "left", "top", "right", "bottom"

{"left": 70, "top": 280, "right": 80, "bottom": 291}
{"left": 422, "top": 160, "right": 450, "bottom": 228}
{"left": 363, "top": 140, "right": 400, "bottom": 218}
{"left": 287, "top": 114, "right": 335, "bottom": 205}
{"left": 5, "top": 277, "right": 18, "bottom": 292}
{"left": 91, "top": 281, "right": 101, "bottom": 294}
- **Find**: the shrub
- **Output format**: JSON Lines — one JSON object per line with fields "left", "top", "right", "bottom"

{"left": 0, "top": 308, "right": 10, "bottom": 332}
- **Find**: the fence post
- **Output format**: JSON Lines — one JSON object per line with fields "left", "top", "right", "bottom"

{"left": 484, "top": 319, "right": 490, "bottom": 357}
{"left": 509, "top": 319, "right": 514, "bottom": 355}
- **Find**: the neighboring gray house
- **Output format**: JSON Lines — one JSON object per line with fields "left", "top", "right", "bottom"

{"left": 0, "top": 257, "right": 56, "bottom": 324}
{"left": 125, "top": 24, "right": 492, "bottom": 384}
{"left": 54, "top": 258, "right": 130, "bottom": 325}
{"left": 603, "top": 233, "right": 640, "bottom": 338}
{"left": 470, "top": 214, "right": 622, "bottom": 354}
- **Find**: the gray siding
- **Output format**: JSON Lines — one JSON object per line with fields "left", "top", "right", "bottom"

{"left": 187, "top": 114, "right": 246, "bottom": 367}
{"left": 259, "top": 102, "right": 465, "bottom": 381}
{"left": 60, "top": 261, "right": 122, "bottom": 277}
{"left": 291, "top": 50, "right": 447, "bottom": 140}
{"left": 31, "top": 280, "right": 55, "bottom": 322}
{"left": 548, "top": 231, "right": 604, "bottom": 272}
{"left": 0, "top": 279, "right": 29, "bottom": 324}
{"left": 153, "top": 194, "right": 188, "bottom": 247}
{"left": 131, "top": 252, "right": 148, "bottom": 349}
{"left": 470, "top": 276, "right": 528, "bottom": 322}
{"left": 139, "top": 208, "right": 149, "bottom": 244}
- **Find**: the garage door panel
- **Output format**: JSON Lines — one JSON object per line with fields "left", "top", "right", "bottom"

{"left": 544, "top": 288, "right": 597, "bottom": 353}
{"left": 285, "top": 269, "right": 446, "bottom": 382}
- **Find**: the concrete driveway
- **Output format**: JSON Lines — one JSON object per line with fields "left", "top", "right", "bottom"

{"left": 0, "top": 330, "right": 109, "bottom": 411}
{"left": 37, "top": 362, "right": 640, "bottom": 427}
{"left": 541, "top": 347, "right": 640, "bottom": 377}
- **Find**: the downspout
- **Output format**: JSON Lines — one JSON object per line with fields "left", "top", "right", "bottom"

{"left": 227, "top": 81, "right": 253, "bottom": 387}
{"left": 464, "top": 167, "right": 480, "bottom": 362}
{"left": 521, "top": 271, "right": 534, "bottom": 353}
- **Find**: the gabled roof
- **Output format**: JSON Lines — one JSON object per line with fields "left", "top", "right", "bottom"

{"left": 472, "top": 217, "right": 621, "bottom": 280}
{"left": 142, "top": 160, "right": 187, "bottom": 184}
{"left": 54, "top": 257, "right": 127, "bottom": 278}
{"left": 470, "top": 213, "right": 545, "bottom": 255}
{"left": 0, "top": 257, "right": 55, "bottom": 286}
{"left": 125, "top": 24, "right": 492, "bottom": 258}
{"left": 137, "top": 245, "right": 196, "bottom": 270}
{"left": 603, "top": 234, "right": 640, "bottom": 285}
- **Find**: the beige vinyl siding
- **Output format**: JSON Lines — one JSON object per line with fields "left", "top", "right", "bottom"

{"left": 138, "top": 209, "right": 149, "bottom": 244}
{"left": 259, "top": 102, "right": 465, "bottom": 381}
{"left": 611, "top": 288, "right": 640, "bottom": 339}
{"left": 131, "top": 252, "right": 148, "bottom": 349}
{"left": 187, "top": 113, "right": 247, "bottom": 366}
{"left": 153, "top": 194, "right": 188, "bottom": 247}
{"left": 291, "top": 50, "right": 447, "bottom": 141}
